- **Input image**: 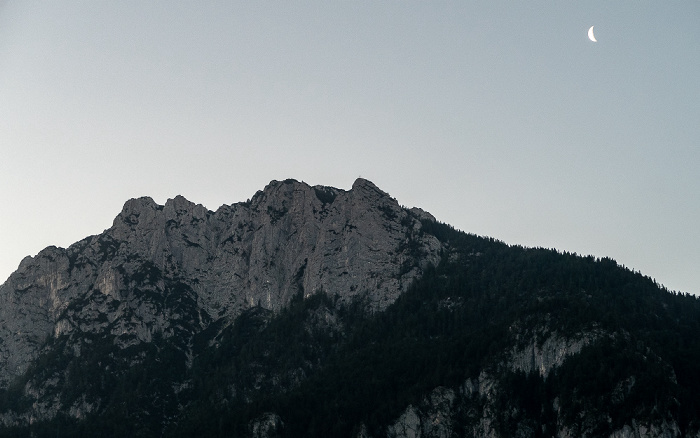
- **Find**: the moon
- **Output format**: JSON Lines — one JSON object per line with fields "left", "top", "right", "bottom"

{"left": 588, "top": 26, "right": 597, "bottom": 42}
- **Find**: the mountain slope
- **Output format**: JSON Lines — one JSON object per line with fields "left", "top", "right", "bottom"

{"left": 1, "top": 179, "right": 699, "bottom": 438}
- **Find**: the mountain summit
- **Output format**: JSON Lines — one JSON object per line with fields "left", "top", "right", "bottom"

{"left": 0, "top": 179, "right": 440, "bottom": 385}
{"left": 1, "top": 179, "right": 699, "bottom": 437}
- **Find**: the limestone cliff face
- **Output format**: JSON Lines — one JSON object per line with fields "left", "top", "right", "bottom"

{"left": 0, "top": 178, "right": 442, "bottom": 388}
{"left": 0, "top": 247, "right": 76, "bottom": 386}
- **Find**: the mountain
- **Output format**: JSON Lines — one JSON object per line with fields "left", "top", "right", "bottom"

{"left": 0, "top": 178, "right": 699, "bottom": 437}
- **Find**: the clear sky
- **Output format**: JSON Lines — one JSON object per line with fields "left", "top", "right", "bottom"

{"left": 1, "top": 2, "right": 698, "bottom": 294}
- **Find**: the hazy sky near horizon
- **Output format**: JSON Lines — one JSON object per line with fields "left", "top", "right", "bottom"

{"left": 1, "top": 2, "right": 699, "bottom": 294}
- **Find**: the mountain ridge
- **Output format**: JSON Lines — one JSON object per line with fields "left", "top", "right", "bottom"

{"left": 0, "top": 178, "right": 442, "bottom": 388}
{"left": 1, "top": 178, "right": 699, "bottom": 437}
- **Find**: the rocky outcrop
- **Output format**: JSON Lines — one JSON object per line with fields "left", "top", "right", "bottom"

{"left": 388, "top": 374, "right": 685, "bottom": 438}
{"left": 385, "top": 329, "right": 677, "bottom": 438}
{"left": 0, "top": 178, "right": 443, "bottom": 388}
{"left": 609, "top": 420, "right": 681, "bottom": 438}
{"left": 508, "top": 330, "right": 598, "bottom": 378}
{"left": 249, "top": 412, "right": 284, "bottom": 438}
{"left": 0, "top": 246, "right": 77, "bottom": 386}
{"left": 387, "top": 387, "right": 456, "bottom": 438}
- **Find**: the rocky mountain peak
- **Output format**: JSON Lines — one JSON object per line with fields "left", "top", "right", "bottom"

{"left": 114, "top": 195, "right": 159, "bottom": 223}
{"left": 0, "top": 179, "right": 443, "bottom": 387}
{"left": 351, "top": 176, "right": 384, "bottom": 194}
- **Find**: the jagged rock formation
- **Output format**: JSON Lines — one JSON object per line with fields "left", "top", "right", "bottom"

{"left": 387, "top": 387, "right": 456, "bottom": 438}
{"left": 508, "top": 330, "right": 599, "bottom": 378}
{"left": 0, "top": 178, "right": 441, "bottom": 388}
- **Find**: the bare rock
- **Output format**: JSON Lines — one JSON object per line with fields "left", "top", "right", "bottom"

{"left": 0, "top": 178, "right": 444, "bottom": 388}
{"left": 508, "top": 330, "right": 599, "bottom": 378}
{"left": 249, "top": 412, "right": 284, "bottom": 438}
{"left": 387, "top": 387, "right": 456, "bottom": 438}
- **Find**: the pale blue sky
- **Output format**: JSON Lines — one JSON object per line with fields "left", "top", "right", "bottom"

{"left": 1, "top": 2, "right": 699, "bottom": 294}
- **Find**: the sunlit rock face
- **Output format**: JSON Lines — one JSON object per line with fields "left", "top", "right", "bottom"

{"left": 0, "top": 178, "right": 443, "bottom": 387}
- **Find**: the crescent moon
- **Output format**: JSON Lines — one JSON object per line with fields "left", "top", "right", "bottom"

{"left": 588, "top": 26, "right": 597, "bottom": 42}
